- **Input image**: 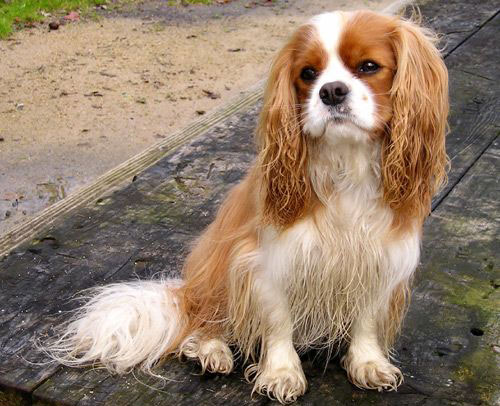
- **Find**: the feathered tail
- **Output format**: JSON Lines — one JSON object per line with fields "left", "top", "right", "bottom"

{"left": 43, "top": 279, "right": 185, "bottom": 376}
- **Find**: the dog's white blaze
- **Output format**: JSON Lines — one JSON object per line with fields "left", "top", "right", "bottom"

{"left": 304, "top": 11, "right": 377, "bottom": 138}
{"left": 310, "top": 11, "right": 345, "bottom": 54}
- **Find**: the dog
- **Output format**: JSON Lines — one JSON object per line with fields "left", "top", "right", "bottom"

{"left": 45, "top": 9, "right": 448, "bottom": 404}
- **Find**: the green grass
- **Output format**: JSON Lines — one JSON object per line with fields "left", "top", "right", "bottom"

{"left": 0, "top": 0, "right": 106, "bottom": 38}
{"left": 0, "top": 0, "right": 217, "bottom": 38}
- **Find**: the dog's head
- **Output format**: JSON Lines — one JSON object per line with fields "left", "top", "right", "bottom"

{"left": 258, "top": 10, "right": 449, "bottom": 228}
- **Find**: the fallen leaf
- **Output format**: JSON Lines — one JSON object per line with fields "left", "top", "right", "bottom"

{"left": 202, "top": 89, "right": 220, "bottom": 99}
{"left": 64, "top": 11, "right": 80, "bottom": 21}
{"left": 84, "top": 91, "right": 103, "bottom": 97}
{"left": 100, "top": 71, "right": 117, "bottom": 78}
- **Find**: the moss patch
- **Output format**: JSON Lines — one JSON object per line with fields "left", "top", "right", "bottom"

{"left": 453, "top": 344, "right": 499, "bottom": 404}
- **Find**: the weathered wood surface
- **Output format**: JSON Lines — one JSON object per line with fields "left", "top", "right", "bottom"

{"left": 429, "top": 5, "right": 499, "bottom": 209}
{"left": 0, "top": 0, "right": 499, "bottom": 405}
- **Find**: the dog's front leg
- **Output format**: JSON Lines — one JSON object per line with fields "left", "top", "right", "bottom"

{"left": 248, "top": 277, "right": 307, "bottom": 404}
{"left": 342, "top": 309, "right": 403, "bottom": 391}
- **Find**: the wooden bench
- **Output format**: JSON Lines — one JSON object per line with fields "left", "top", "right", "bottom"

{"left": 0, "top": 0, "right": 498, "bottom": 404}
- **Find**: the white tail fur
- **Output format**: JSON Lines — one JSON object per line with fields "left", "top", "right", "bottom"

{"left": 43, "top": 279, "right": 184, "bottom": 376}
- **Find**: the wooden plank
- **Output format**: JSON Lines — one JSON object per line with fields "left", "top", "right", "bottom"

{"left": 417, "top": 0, "right": 498, "bottom": 56}
{"left": 396, "top": 138, "right": 500, "bottom": 405}
{"left": 0, "top": 0, "right": 498, "bottom": 404}
{"left": 431, "top": 10, "right": 500, "bottom": 209}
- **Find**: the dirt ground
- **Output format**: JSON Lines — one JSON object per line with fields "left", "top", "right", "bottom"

{"left": 0, "top": 0, "right": 395, "bottom": 235}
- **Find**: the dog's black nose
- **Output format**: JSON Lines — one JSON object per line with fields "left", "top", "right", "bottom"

{"left": 319, "top": 81, "right": 350, "bottom": 106}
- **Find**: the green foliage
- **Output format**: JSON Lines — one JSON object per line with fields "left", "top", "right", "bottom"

{"left": 0, "top": 0, "right": 106, "bottom": 38}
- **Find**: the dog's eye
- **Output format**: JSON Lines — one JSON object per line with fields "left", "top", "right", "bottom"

{"left": 358, "top": 61, "right": 380, "bottom": 74}
{"left": 300, "top": 67, "right": 317, "bottom": 82}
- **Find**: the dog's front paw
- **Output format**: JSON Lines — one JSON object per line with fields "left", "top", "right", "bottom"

{"left": 250, "top": 364, "right": 307, "bottom": 404}
{"left": 343, "top": 355, "right": 403, "bottom": 391}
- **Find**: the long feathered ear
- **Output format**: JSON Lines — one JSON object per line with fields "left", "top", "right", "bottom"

{"left": 383, "top": 17, "right": 449, "bottom": 226}
{"left": 257, "top": 30, "right": 312, "bottom": 227}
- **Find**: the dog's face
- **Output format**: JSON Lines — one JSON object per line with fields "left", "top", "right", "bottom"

{"left": 258, "top": 10, "right": 449, "bottom": 228}
{"left": 295, "top": 12, "right": 396, "bottom": 140}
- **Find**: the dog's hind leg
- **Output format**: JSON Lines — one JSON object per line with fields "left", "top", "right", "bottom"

{"left": 179, "top": 333, "right": 234, "bottom": 374}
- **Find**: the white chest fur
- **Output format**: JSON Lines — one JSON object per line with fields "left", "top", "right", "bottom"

{"left": 258, "top": 139, "right": 421, "bottom": 350}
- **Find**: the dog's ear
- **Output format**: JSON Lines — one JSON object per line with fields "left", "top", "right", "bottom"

{"left": 382, "top": 18, "right": 449, "bottom": 226}
{"left": 257, "top": 27, "right": 312, "bottom": 227}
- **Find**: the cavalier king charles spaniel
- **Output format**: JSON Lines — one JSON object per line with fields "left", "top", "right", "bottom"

{"left": 46, "top": 9, "right": 448, "bottom": 404}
